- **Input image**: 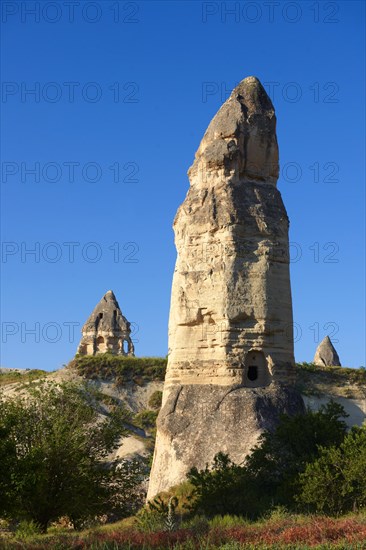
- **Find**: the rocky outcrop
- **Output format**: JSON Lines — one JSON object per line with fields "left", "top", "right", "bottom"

{"left": 77, "top": 290, "right": 134, "bottom": 356}
{"left": 147, "top": 77, "right": 304, "bottom": 500}
{"left": 313, "top": 336, "right": 341, "bottom": 367}
{"left": 153, "top": 384, "right": 304, "bottom": 492}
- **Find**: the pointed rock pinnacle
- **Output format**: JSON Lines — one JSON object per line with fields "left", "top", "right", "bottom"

{"left": 313, "top": 336, "right": 341, "bottom": 367}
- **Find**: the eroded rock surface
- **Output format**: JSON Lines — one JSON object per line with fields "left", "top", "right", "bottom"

{"left": 314, "top": 336, "right": 341, "bottom": 367}
{"left": 77, "top": 290, "right": 134, "bottom": 356}
{"left": 153, "top": 384, "right": 304, "bottom": 492}
{"left": 148, "top": 77, "right": 304, "bottom": 499}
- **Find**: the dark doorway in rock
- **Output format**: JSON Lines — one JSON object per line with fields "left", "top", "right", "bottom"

{"left": 247, "top": 365, "right": 258, "bottom": 381}
{"left": 243, "top": 350, "right": 271, "bottom": 387}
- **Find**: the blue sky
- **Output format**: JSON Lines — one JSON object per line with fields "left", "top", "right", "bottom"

{"left": 1, "top": 0, "right": 365, "bottom": 370}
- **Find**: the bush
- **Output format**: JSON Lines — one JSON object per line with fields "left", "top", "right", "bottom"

{"left": 298, "top": 425, "right": 366, "bottom": 514}
{"left": 136, "top": 507, "right": 166, "bottom": 533}
{"left": 0, "top": 381, "right": 144, "bottom": 531}
{"left": 15, "top": 520, "right": 41, "bottom": 539}
{"left": 148, "top": 391, "right": 163, "bottom": 410}
{"left": 181, "top": 514, "right": 209, "bottom": 534}
{"left": 70, "top": 356, "right": 167, "bottom": 386}
{"left": 187, "top": 452, "right": 255, "bottom": 517}
{"left": 137, "top": 496, "right": 179, "bottom": 533}
{"left": 134, "top": 409, "right": 158, "bottom": 430}
{"left": 186, "top": 402, "right": 349, "bottom": 519}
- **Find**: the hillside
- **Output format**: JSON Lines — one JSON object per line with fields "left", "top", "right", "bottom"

{"left": 1, "top": 358, "right": 365, "bottom": 464}
{"left": 0, "top": 357, "right": 166, "bottom": 463}
{"left": 296, "top": 362, "right": 366, "bottom": 427}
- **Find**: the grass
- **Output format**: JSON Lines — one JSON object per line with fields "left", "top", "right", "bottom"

{"left": 69, "top": 355, "right": 167, "bottom": 386}
{"left": 70, "top": 358, "right": 365, "bottom": 396}
{"left": 295, "top": 363, "right": 366, "bottom": 398}
{"left": 296, "top": 363, "right": 366, "bottom": 383}
{"left": 0, "top": 369, "right": 50, "bottom": 387}
{"left": 2, "top": 513, "right": 366, "bottom": 549}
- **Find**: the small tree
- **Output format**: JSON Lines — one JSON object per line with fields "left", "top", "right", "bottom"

{"left": 244, "top": 400, "right": 349, "bottom": 507}
{"left": 186, "top": 402, "right": 349, "bottom": 518}
{"left": 298, "top": 425, "right": 366, "bottom": 514}
{"left": 0, "top": 382, "right": 144, "bottom": 530}
{"left": 187, "top": 452, "right": 254, "bottom": 517}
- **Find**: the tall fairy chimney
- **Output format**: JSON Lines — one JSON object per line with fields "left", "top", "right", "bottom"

{"left": 147, "top": 77, "right": 304, "bottom": 499}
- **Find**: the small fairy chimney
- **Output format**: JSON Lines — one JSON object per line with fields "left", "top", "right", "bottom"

{"left": 313, "top": 336, "right": 341, "bottom": 367}
{"left": 77, "top": 290, "right": 134, "bottom": 356}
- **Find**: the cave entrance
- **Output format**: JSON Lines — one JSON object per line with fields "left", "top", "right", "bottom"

{"left": 243, "top": 350, "right": 271, "bottom": 387}
{"left": 247, "top": 365, "right": 258, "bottom": 381}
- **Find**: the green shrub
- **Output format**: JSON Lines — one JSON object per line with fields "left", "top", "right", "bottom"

{"left": 69, "top": 356, "right": 167, "bottom": 386}
{"left": 186, "top": 402, "right": 349, "bottom": 519}
{"left": 145, "top": 495, "right": 179, "bottom": 532}
{"left": 15, "top": 519, "right": 41, "bottom": 539}
{"left": 0, "top": 381, "right": 143, "bottom": 531}
{"left": 265, "top": 505, "right": 290, "bottom": 521}
{"left": 181, "top": 514, "right": 209, "bottom": 534}
{"left": 148, "top": 391, "right": 163, "bottom": 410}
{"left": 133, "top": 409, "right": 158, "bottom": 430}
{"left": 136, "top": 508, "right": 165, "bottom": 533}
{"left": 298, "top": 425, "right": 366, "bottom": 514}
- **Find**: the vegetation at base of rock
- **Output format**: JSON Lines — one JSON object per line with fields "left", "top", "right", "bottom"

{"left": 0, "top": 381, "right": 145, "bottom": 531}
{"left": 1, "top": 400, "right": 366, "bottom": 547}
{"left": 1, "top": 513, "right": 366, "bottom": 548}
{"left": 69, "top": 355, "right": 167, "bottom": 385}
{"left": 298, "top": 425, "right": 366, "bottom": 514}
{"left": 2, "top": 363, "right": 366, "bottom": 547}
{"left": 185, "top": 402, "right": 349, "bottom": 519}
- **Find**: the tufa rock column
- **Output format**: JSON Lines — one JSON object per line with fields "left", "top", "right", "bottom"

{"left": 313, "top": 336, "right": 341, "bottom": 366}
{"left": 147, "top": 76, "right": 304, "bottom": 499}
{"left": 77, "top": 290, "right": 134, "bottom": 356}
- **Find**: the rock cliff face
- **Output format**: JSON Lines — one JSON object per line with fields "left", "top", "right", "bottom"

{"left": 314, "top": 336, "right": 341, "bottom": 367}
{"left": 147, "top": 77, "right": 304, "bottom": 499}
{"left": 77, "top": 290, "right": 134, "bottom": 356}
